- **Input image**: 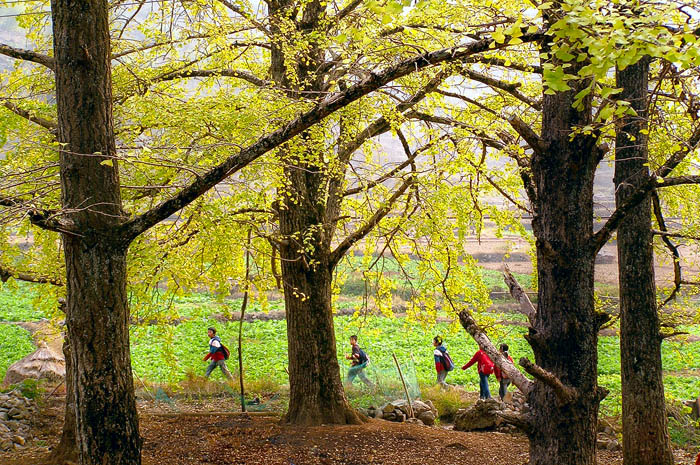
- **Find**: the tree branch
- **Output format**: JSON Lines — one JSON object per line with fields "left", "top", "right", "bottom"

{"left": 654, "top": 175, "right": 700, "bottom": 188}
{"left": 508, "top": 115, "right": 546, "bottom": 155}
{"left": 654, "top": 125, "right": 700, "bottom": 178}
{"left": 216, "top": 0, "right": 271, "bottom": 35}
{"left": 652, "top": 230, "right": 700, "bottom": 241}
{"left": 0, "top": 264, "right": 63, "bottom": 286}
{"left": 652, "top": 191, "right": 682, "bottom": 310}
{"left": 336, "top": 71, "right": 449, "bottom": 165}
{"left": 503, "top": 265, "right": 536, "bottom": 325}
{"left": 2, "top": 100, "right": 58, "bottom": 133}
{"left": 0, "top": 43, "right": 55, "bottom": 70}
{"left": 154, "top": 69, "right": 271, "bottom": 87}
{"left": 116, "top": 31, "right": 544, "bottom": 242}
{"left": 329, "top": 177, "right": 413, "bottom": 266}
{"left": 519, "top": 358, "right": 578, "bottom": 405}
{"left": 405, "top": 111, "right": 506, "bottom": 150}
{"left": 592, "top": 175, "right": 700, "bottom": 255}
{"left": 457, "top": 310, "right": 534, "bottom": 395}
{"left": 461, "top": 68, "right": 541, "bottom": 109}
{"left": 436, "top": 89, "right": 498, "bottom": 116}
{"left": 333, "top": 0, "right": 364, "bottom": 24}
{"left": 343, "top": 139, "right": 429, "bottom": 196}
{"left": 0, "top": 195, "right": 78, "bottom": 235}
{"left": 463, "top": 56, "right": 542, "bottom": 74}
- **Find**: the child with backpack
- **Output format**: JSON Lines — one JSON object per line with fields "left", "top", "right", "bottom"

{"left": 345, "top": 335, "right": 373, "bottom": 388}
{"left": 433, "top": 336, "right": 454, "bottom": 388}
{"left": 203, "top": 326, "right": 232, "bottom": 380}
{"left": 462, "top": 344, "right": 494, "bottom": 399}
{"left": 494, "top": 343, "right": 514, "bottom": 401}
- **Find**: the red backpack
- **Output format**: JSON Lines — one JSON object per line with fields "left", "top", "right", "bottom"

{"left": 481, "top": 353, "right": 495, "bottom": 375}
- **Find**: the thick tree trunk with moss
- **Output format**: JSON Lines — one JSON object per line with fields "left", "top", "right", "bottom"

{"left": 615, "top": 57, "right": 674, "bottom": 465}
{"left": 51, "top": 0, "right": 141, "bottom": 463}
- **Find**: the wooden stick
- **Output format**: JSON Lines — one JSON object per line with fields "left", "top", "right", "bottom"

{"left": 392, "top": 352, "right": 413, "bottom": 418}
{"left": 237, "top": 228, "right": 252, "bottom": 412}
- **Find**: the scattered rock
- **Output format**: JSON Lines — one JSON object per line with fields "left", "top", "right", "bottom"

{"left": 0, "top": 389, "right": 36, "bottom": 450}
{"left": 597, "top": 437, "right": 621, "bottom": 451}
{"left": 417, "top": 410, "right": 436, "bottom": 426}
{"left": 378, "top": 399, "right": 439, "bottom": 426}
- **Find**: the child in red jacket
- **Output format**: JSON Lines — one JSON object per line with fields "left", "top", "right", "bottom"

{"left": 462, "top": 346, "right": 494, "bottom": 399}
{"left": 494, "top": 343, "right": 514, "bottom": 401}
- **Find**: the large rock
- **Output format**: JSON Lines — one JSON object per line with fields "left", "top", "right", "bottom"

{"left": 454, "top": 398, "right": 503, "bottom": 431}
{"left": 3, "top": 342, "right": 65, "bottom": 385}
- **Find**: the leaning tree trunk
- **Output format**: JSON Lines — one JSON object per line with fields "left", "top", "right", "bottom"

{"left": 615, "top": 57, "right": 674, "bottom": 465}
{"left": 278, "top": 170, "right": 361, "bottom": 426}
{"left": 51, "top": 0, "right": 141, "bottom": 463}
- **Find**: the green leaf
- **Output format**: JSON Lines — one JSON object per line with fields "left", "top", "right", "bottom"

{"left": 491, "top": 29, "right": 506, "bottom": 44}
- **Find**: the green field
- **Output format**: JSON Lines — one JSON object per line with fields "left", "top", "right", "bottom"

{"left": 2, "top": 278, "right": 700, "bottom": 420}
{"left": 0, "top": 324, "right": 35, "bottom": 380}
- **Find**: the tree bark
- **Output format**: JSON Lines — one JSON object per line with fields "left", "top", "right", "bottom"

{"left": 279, "top": 227, "right": 361, "bottom": 425}
{"left": 615, "top": 56, "right": 674, "bottom": 465}
{"left": 524, "top": 20, "right": 604, "bottom": 464}
{"left": 51, "top": 0, "right": 141, "bottom": 463}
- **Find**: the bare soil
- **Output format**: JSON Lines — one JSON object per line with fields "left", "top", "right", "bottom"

{"left": 0, "top": 396, "right": 631, "bottom": 465}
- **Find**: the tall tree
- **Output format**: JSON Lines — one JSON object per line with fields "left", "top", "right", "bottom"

{"left": 448, "top": 1, "right": 700, "bottom": 464}
{"left": 615, "top": 56, "right": 674, "bottom": 465}
{"left": 50, "top": 0, "right": 141, "bottom": 463}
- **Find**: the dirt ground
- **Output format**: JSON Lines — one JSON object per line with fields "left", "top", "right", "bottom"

{"left": 0, "top": 395, "right": 632, "bottom": 465}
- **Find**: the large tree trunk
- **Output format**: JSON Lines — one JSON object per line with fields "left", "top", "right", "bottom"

{"left": 278, "top": 225, "right": 360, "bottom": 425}
{"left": 51, "top": 0, "right": 141, "bottom": 463}
{"left": 529, "top": 130, "right": 601, "bottom": 465}
{"left": 276, "top": 146, "right": 360, "bottom": 425}
{"left": 525, "top": 23, "right": 605, "bottom": 464}
{"left": 615, "top": 57, "right": 674, "bottom": 465}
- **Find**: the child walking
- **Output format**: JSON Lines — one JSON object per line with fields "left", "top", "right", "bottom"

{"left": 462, "top": 345, "right": 494, "bottom": 399}
{"left": 433, "top": 336, "right": 454, "bottom": 388}
{"left": 203, "top": 326, "right": 232, "bottom": 380}
{"left": 494, "top": 343, "right": 514, "bottom": 401}
{"left": 345, "top": 335, "right": 373, "bottom": 388}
